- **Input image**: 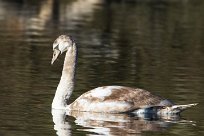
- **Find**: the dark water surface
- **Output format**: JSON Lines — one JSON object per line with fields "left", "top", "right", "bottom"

{"left": 0, "top": 0, "right": 204, "bottom": 135}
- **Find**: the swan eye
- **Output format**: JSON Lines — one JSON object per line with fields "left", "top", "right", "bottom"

{"left": 54, "top": 45, "right": 59, "bottom": 50}
{"left": 53, "top": 39, "right": 60, "bottom": 50}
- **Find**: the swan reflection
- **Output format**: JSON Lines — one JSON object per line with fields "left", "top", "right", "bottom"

{"left": 52, "top": 109, "right": 195, "bottom": 136}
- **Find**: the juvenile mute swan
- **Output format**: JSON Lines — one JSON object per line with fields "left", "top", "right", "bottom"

{"left": 51, "top": 35, "right": 197, "bottom": 114}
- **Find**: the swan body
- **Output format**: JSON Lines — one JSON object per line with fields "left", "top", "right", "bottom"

{"left": 51, "top": 35, "right": 197, "bottom": 115}
{"left": 68, "top": 86, "right": 163, "bottom": 113}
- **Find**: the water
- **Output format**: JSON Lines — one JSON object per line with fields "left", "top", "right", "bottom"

{"left": 0, "top": 0, "right": 204, "bottom": 135}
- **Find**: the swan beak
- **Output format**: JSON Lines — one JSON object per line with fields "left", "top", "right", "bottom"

{"left": 51, "top": 49, "right": 60, "bottom": 65}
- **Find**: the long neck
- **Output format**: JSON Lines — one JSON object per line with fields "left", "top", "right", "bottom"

{"left": 52, "top": 44, "right": 77, "bottom": 109}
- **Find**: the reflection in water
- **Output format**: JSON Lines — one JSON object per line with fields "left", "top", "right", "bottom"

{"left": 52, "top": 110, "right": 71, "bottom": 136}
{"left": 52, "top": 109, "right": 195, "bottom": 136}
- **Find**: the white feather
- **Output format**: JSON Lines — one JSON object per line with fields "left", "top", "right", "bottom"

{"left": 90, "top": 86, "right": 122, "bottom": 100}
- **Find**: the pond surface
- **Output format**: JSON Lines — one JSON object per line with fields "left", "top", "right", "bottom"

{"left": 0, "top": 0, "right": 204, "bottom": 135}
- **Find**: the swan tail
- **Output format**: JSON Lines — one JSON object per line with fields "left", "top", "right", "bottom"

{"left": 158, "top": 103, "right": 198, "bottom": 115}
{"left": 172, "top": 103, "right": 198, "bottom": 111}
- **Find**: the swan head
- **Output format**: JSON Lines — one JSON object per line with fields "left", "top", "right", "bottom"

{"left": 51, "top": 35, "right": 74, "bottom": 64}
